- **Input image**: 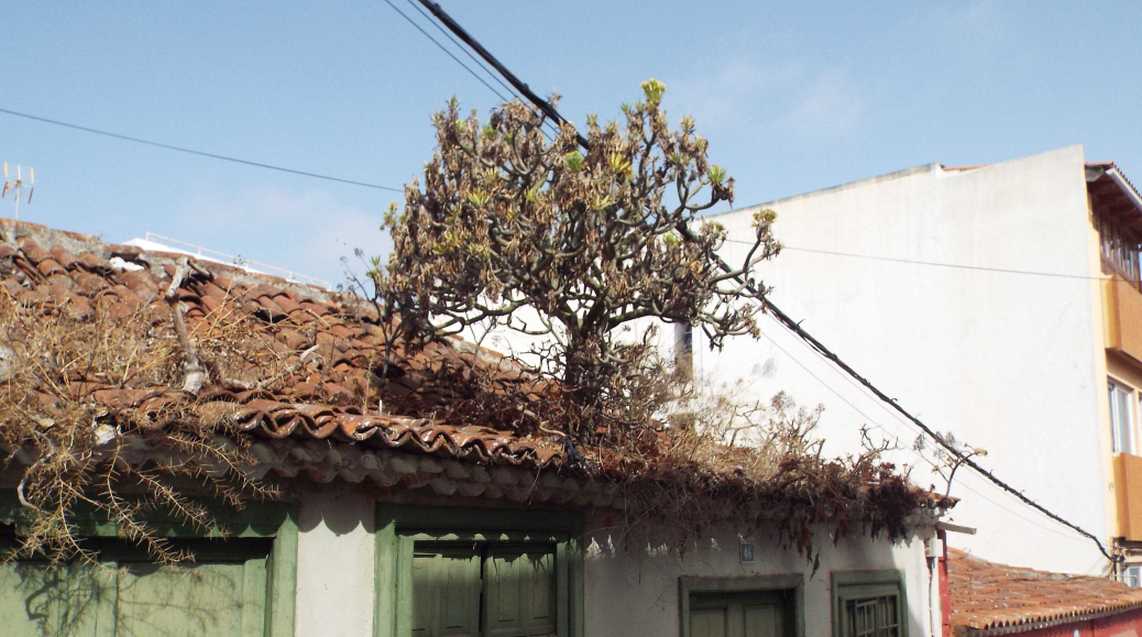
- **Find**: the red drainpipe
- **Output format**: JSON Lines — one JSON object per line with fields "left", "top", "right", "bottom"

{"left": 939, "top": 529, "right": 952, "bottom": 636}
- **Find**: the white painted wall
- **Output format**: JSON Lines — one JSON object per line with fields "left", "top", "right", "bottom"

{"left": 291, "top": 492, "right": 940, "bottom": 636}
{"left": 295, "top": 488, "right": 377, "bottom": 637}
{"left": 581, "top": 520, "right": 937, "bottom": 637}
{"left": 694, "top": 145, "right": 1110, "bottom": 574}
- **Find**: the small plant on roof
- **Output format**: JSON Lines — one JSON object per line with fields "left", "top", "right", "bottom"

{"left": 377, "top": 80, "right": 780, "bottom": 442}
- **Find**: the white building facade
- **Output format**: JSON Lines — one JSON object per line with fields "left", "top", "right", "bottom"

{"left": 689, "top": 145, "right": 1142, "bottom": 577}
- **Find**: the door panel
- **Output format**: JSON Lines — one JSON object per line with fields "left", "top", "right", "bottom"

{"left": 0, "top": 561, "right": 114, "bottom": 636}
{"left": 690, "top": 607, "right": 728, "bottom": 637}
{"left": 484, "top": 546, "right": 556, "bottom": 637}
{"left": 115, "top": 560, "right": 257, "bottom": 637}
{"left": 411, "top": 548, "right": 481, "bottom": 637}
{"left": 689, "top": 590, "right": 793, "bottom": 637}
{"left": 742, "top": 602, "right": 784, "bottom": 637}
{"left": 0, "top": 545, "right": 269, "bottom": 636}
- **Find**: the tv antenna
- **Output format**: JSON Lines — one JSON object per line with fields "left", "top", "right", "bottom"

{"left": 1, "top": 162, "right": 35, "bottom": 218}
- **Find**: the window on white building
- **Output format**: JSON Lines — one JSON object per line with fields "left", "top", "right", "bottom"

{"left": 1109, "top": 379, "right": 1137, "bottom": 454}
{"left": 1123, "top": 564, "right": 1141, "bottom": 588}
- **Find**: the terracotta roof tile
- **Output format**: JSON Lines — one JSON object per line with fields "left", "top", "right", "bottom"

{"left": 949, "top": 548, "right": 1142, "bottom": 634}
{"left": 0, "top": 219, "right": 954, "bottom": 514}
{"left": 0, "top": 219, "right": 566, "bottom": 472}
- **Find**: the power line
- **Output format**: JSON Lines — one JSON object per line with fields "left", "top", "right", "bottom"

{"left": 403, "top": 0, "right": 518, "bottom": 105}
{"left": 0, "top": 107, "right": 401, "bottom": 193}
{"left": 380, "top": 0, "right": 511, "bottom": 103}
{"left": 760, "top": 319, "right": 1097, "bottom": 546}
{"left": 726, "top": 237, "right": 1110, "bottom": 282}
{"left": 413, "top": 1, "right": 1120, "bottom": 565}
{"left": 385, "top": 0, "right": 558, "bottom": 140}
{"left": 413, "top": 0, "right": 589, "bottom": 149}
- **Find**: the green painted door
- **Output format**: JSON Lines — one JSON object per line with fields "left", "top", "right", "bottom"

{"left": 411, "top": 547, "right": 481, "bottom": 637}
{"left": 410, "top": 542, "right": 557, "bottom": 637}
{"left": 0, "top": 545, "right": 270, "bottom": 636}
{"left": 690, "top": 591, "right": 792, "bottom": 637}
{"left": 484, "top": 545, "right": 555, "bottom": 637}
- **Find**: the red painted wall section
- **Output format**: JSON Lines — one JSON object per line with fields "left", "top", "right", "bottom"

{"left": 1012, "top": 609, "right": 1142, "bottom": 637}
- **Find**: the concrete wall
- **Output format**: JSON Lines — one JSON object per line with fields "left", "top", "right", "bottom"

{"left": 295, "top": 487, "right": 377, "bottom": 637}
{"left": 291, "top": 489, "right": 940, "bottom": 636}
{"left": 581, "top": 517, "right": 938, "bottom": 637}
{"left": 695, "top": 145, "right": 1110, "bottom": 574}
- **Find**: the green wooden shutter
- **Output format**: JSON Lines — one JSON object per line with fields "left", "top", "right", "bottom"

{"left": 742, "top": 601, "right": 784, "bottom": 637}
{"left": 116, "top": 559, "right": 267, "bottom": 636}
{"left": 690, "top": 607, "right": 729, "bottom": 637}
{"left": 483, "top": 545, "right": 556, "bottom": 637}
{"left": 0, "top": 561, "right": 115, "bottom": 636}
{"left": 1, "top": 552, "right": 271, "bottom": 636}
{"left": 689, "top": 592, "right": 791, "bottom": 637}
{"left": 410, "top": 547, "right": 481, "bottom": 637}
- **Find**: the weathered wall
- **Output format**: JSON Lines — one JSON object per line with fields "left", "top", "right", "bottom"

{"left": 695, "top": 146, "right": 1110, "bottom": 574}
{"left": 295, "top": 488, "right": 377, "bottom": 637}
{"left": 290, "top": 491, "right": 940, "bottom": 636}
{"left": 581, "top": 518, "right": 937, "bottom": 637}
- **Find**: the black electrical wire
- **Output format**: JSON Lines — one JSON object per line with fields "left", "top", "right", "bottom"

{"left": 0, "top": 107, "right": 401, "bottom": 193}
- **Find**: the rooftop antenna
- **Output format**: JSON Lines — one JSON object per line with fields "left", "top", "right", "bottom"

{"left": 1, "top": 162, "right": 35, "bottom": 218}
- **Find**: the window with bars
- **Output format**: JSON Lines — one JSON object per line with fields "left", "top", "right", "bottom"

{"left": 1098, "top": 215, "right": 1142, "bottom": 289}
{"left": 832, "top": 572, "right": 907, "bottom": 637}
{"left": 1122, "top": 564, "right": 1142, "bottom": 588}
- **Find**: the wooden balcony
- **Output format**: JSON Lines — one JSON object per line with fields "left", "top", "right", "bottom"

{"left": 1103, "top": 275, "right": 1142, "bottom": 364}
{"left": 1114, "top": 453, "right": 1142, "bottom": 540}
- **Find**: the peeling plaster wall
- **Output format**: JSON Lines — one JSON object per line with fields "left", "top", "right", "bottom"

{"left": 581, "top": 519, "right": 936, "bottom": 637}
{"left": 290, "top": 492, "right": 939, "bottom": 637}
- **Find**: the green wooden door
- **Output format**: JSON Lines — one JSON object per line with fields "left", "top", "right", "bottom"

{"left": 484, "top": 545, "right": 555, "bottom": 637}
{"left": 0, "top": 549, "right": 270, "bottom": 636}
{"left": 0, "top": 561, "right": 115, "bottom": 637}
{"left": 411, "top": 547, "right": 482, "bottom": 637}
{"left": 689, "top": 591, "right": 791, "bottom": 637}
{"left": 410, "top": 542, "right": 557, "bottom": 637}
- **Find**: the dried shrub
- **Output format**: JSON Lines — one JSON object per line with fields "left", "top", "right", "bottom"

{"left": 363, "top": 80, "right": 941, "bottom": 557}
{"left": 0, "top": 279, "right": 279, "bottom": 564}
{"left": 376, "top": 80, "right": 780, "bottom": 441}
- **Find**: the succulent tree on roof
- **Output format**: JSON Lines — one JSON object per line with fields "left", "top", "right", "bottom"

{"left": 377, "top": 80, "right": 780, "bottom": 440}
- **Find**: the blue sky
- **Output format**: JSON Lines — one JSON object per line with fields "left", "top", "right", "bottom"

{"left": 2, "top": 1, "right": 1140, "bottom": 285}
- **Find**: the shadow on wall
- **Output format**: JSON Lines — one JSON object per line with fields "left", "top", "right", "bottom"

{"left": 579, "top": 515, "right": 931, "bottom": 637}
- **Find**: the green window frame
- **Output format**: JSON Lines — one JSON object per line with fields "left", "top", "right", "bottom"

{"left": 678, "top": 575, "right": 805, "bottom": 637}
{"left": 831, "top": 570, "right": 907, "bottom": 637}
{"left": 0, "top": 493, "right": 298, "bottom": 637}
{"left": 375, "top": 505, "right": 584, "bottom": 637}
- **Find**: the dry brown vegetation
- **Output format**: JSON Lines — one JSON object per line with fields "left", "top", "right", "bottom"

{"left": 367, "top": 81, "right": 939, "bottom": 558}
{"left": 0, "top": 277, "right": 279, "bottom": 564}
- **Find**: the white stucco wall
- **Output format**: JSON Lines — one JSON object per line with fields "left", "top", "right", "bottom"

{"left": 290, "top": 491, "right": 940, "bottom": 636}
{"left": 581, "top": 520, "right": 937, "bottom": 637}
{"left": 295, "top": 488, "right": 377, "bottom": 637}
{"left": 695, "top": 145, "right": 1110, "bottom": 574}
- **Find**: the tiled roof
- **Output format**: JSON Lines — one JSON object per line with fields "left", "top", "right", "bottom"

{"left": 0, "top": 219, "right": 564, "bottom": 469}
{"left": 0, "top": 218, "right": 952, "bottom": 515}
{"left": 948, "top": 548, "right": 1142, "bottom": 635}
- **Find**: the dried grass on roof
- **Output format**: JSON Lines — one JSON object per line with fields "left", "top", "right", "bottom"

{"left": 0, "top": 220, "right": 948, "bottom": 563}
